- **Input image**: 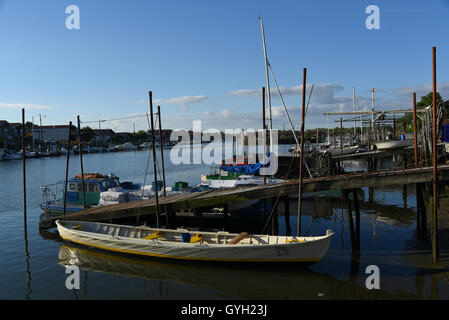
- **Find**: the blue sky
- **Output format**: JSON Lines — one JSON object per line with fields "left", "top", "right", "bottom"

{"left": 1, "top": 0, "right": 448, "bottom": 132}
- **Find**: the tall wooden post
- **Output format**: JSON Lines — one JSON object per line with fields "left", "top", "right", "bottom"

{"left": 149, "top": 91, "right": 160, "bottom": 228}
{"left": 297, "top": 68, "right": 307, "bottom": 236}
{"left": 21, "top": 108, "right": 27, "bottom": 233}
{"left": 63, "top": 122, "right": 72, "bottom": 218}
{"left": 413, "top": 92, "right": 418, "bottom": 168}
{"left": 77, "top": 115, "right": 86, "bottom": 208}
{"left": 431, "top": 46, "right": 439, "bottom": 262}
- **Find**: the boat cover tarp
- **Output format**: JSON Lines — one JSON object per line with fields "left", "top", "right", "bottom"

{"left": 219, "top": 153, "right": 270, "bottom": 175}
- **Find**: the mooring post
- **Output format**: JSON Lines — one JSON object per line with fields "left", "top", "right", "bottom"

{"left": 21, "top": 108, "right": 27, "bottom": 233}
{"left": 77, "top": 115, "right": 87, "bottom": 209}
{"left": 431, "top": 46, "right": 439, "bottom": 262}
{"left": 413, "top": 92, "right": 418, "bottom": 168}
{"left": 284, "top": 196, "right": 291, "bottom": 236}
{"left": 63, "top": 122, "right": 72, "bottom": 219}
{"left": 149, "top": 91, "right": 160, "bottom": 228}
{"left": 297, "top": 67, "right": 307, "bottom": 236}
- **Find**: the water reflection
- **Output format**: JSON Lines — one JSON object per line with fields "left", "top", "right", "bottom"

{"left": 57, "top": 243, "right": 415, "bottom": 299}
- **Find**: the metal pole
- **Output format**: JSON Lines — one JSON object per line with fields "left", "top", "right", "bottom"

{"left": 371, "top": 88, "right": 375, "bottom": 140}
{"left": 297, "top": 67, "right": 306, "bottom": 236}
{"left": 413, "top": 92, "right": 418, "bottom": 168}
{"left": 353, "top": 86, "right": 356, "bottom": 136}
{"left": 149, "top": 91, "right": 160, "bottom": 228}
{"left": 63, "top": 122, "right": 72, "bottom": 218}
{"left": 22, "top": 108, "right": 27, "bottom": 233}
{"left": 259, "top": 17, "right": 273, "bottom": 152}
{"left": 262, "top": 86, "right": 267, "bottom": 185}
{"left": 431, "top": 46, "right": 439, "bottom": 262}
{"left": 77, "top": 115, "right": 86, "bottom": 208}
{"left": 340, "top": 117, "right": 343, "bottom": 156}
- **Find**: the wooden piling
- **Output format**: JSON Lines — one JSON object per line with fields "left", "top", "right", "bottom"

{"left": 431, "top": 46, "right": 439, "bottom": 262}
{"left": 149, "top": 91, "right": 160, "bottom": 228}
{"left": 413, "top": 92, "right": 418, "bottom": 168}
{"left": 77, "top": 115, "right": 86, "bottom": 208}
{"left": 21, "top": 108, "right": 27, "bottom": 232}
{"left": 297, "top": 67, "right": 307, "bottom": 236}
{"left": 63, "top": 122, "right": 72, "bottom": 218}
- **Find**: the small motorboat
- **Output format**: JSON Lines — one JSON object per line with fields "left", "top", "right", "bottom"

{"left": 56, "top": 220, "right": 334, "bottom": 263}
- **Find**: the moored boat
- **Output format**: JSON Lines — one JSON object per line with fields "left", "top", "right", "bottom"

{"left": 56, "top": 220, "right": 334, "bottom": 263}
{"left": 374, "top": 140, "right": 412, "bottom": 150}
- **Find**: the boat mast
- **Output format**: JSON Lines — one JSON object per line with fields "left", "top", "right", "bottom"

{"left": 353, "top": 86, "right": 356, "bottom": 137}
{"left": 371, "top": 88, "right": 375, "bottom": 140}
{"left": 259, "top": 17, "right": 273, "bottom": 152}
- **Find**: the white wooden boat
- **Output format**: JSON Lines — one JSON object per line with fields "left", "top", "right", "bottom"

{"left": 328, "top": 145, "right": 359, "bottom": 156}
{"left": 56, "top": 220, "right": 334, "bottom": 263}
{"left": 375, "top": 140, "right": 412, "bottom": 150}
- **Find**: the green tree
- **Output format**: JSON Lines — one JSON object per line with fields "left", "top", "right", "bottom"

{"left": 402, "top": 92, "right": 448, "bottom": 132}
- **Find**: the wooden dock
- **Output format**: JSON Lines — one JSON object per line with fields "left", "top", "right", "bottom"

{"left": 39, "top": 164, "right": 449, "bottom": 228}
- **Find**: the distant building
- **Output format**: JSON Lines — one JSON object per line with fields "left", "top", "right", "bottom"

{"left": 91, "top": 129, "right": 115, "bottom": 142}
{"left": 0, "top": 120, "right": 16, "bottom": 147}
{"left": 36, "top": 125, "right": 78, "bottom": 143}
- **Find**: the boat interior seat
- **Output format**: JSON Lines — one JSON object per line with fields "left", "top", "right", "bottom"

{"left": 286, "top": 239, "right": 304, "bottom": 243}
{"left": 143, "top": 231, "right": 163, "bottom": 240}
{"left": 71, "top": 224, "right": 84, "bottom": 230}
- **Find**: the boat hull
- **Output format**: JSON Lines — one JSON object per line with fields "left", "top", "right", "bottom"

{"left": 56, "top": 220, "right": 333, "bottom": 263}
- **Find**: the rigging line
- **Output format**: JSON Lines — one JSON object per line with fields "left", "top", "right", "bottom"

{"left": 305, "top": 83, "right": 315, "bottom": 116}
{"left": 80, "top": 113, "right": 148, "bottom": 124}
{"left": 267, "top": 62, "right": 300, "bottom": 149}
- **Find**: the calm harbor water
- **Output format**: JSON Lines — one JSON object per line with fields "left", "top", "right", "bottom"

{"left": 1, "top": 145, "right": 449, "bottom": 299}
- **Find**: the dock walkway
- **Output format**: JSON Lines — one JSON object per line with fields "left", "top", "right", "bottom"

{"left": 39, "top": 164, "right": 449, "bottom": 228}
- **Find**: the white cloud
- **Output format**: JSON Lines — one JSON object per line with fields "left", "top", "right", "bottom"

{"left": 0, "top": 102, "right": 51, "bottom": 110}
{"left": 394, "top": 81, "right": 449, "bottom": 100}
{"left": 220, "top": 109, "right": 232, "bottom": 118}
{"left": 153, "top": 95, "right": 209, "bottom": 110}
